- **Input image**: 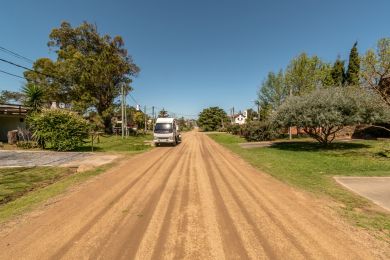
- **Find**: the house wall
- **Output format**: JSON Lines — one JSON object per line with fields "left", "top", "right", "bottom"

{"left": 0, "top": 116, "right": 26, "bottom": 141}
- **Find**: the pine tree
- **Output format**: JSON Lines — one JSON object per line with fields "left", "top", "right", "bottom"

{"left": 346, "top": 42, "right": 360, "bottom": 86}
{"left": 331, "top": 57, "right": 345, "bottom": 86}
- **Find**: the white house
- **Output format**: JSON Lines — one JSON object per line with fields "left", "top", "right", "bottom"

{"left": 233, "top": 110, "right": 247, "bottom": 125}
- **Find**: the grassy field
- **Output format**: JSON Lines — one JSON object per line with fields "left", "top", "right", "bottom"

{"left": 0, "top": 165, "right": 111, "bottom": 223}
{"left": 208, "top": 133, "right": 390, "bottom": 236}
{"left": 0, "top": 167, "right": 75, "bottom": 205}
{"left": 76, "top": 134, "right": 153, "bottom": 153}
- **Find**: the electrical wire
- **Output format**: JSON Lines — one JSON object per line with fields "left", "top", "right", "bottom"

{"left": 0, "top": 69, "right": 25, "bottom": 79}
{"left": 0, "top": 46, "right": 34, "bottom": 64}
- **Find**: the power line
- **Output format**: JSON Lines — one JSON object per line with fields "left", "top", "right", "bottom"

{"left": 0, "top": 57, "right": 34, "bottom": 72}
{"left": 128, "top": 93, "right": 139, "bottom": 105}
{"left": 0, "top": 57, "right": 71, "bottom": 84}
{"left": 0, "top": 46, "right": 34, "bottom": 64}
{"left": 0, "top": 69, "right": 25, "bottom": 79}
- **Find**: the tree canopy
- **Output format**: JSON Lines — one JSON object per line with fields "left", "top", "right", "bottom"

{"left": 330, "top": 57, "right": 346, "bottom": 86}
{"left": 346, "top": 41, "right": 360, "bottom": 86}
{"left": 257, "top": 70, "right": 288, "bottom": 119}
{"left": 284, "top": 53, "right": 333, "bottom": 96}
{"left": 273, "top": 87, "right": 390, "bottom": 145}
{"left": 0, "top": 90, "right": 24, "bottom": 104}
{"left": 198, "top": 107, "right": 228, "bottom": 131}
{"left": 24, "top": 21, "right": 140, "bottom": 132}
{"left": 361, "top": 37, "right": 390, "bottom": 106}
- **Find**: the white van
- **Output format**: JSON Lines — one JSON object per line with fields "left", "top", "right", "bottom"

{"left": 153, "top": 118, "right": 181, "bottom": 146}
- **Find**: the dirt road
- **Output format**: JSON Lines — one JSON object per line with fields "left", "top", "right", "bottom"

{"left": 0, "top": 131, "right": 387, "bottom": 259}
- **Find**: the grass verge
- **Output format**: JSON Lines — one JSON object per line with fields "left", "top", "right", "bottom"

{"left": 208, "top": 133, "right": 390, "bottom": 238}
{"left": 0, "top": 164, "right": 111, "bottom": 224}
{"left": 0, "top": 167, "right": 75, "bottom": 205}
{"left": 76, "top": 134, "right": 153, "bottom": 153}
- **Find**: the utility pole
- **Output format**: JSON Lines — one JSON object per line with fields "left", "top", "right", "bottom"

{"left": 121, "top": 84, "right": 125, "bottom": 139}
{"left": 144, "top": 105, "right": 147, "bottom": 133}
{"left": 152, "top": 106, "right": 155, "bottom": 123}
{"left": 124, "top": 90, "right": 127, "bottom": 138}
{"left": 232, "top": 107, "right": 235, "bottom": 123}
{"left": 289, "top": 87, "right": 292, "bottom": 140}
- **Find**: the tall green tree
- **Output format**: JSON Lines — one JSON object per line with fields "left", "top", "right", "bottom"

{"left": 346, "top": 41, "right": 360, "bottom": 86}
{"left": 198, "top": 107, "right": 228, "bottom": 131}
{"left": 0, "top": 90, "right": 24, "bottom": 104}
{"left": 24, "top": 21, "right": 140, "bottom": 132}
{"left": 285, "top": 53, "right": 333, "bottom": 96}
{"left": 245, "top": 108, "right": 258, "bottom": 122}
{"left": 257, "top": 70, "right": 288, "bottom": 119}
{"left": 330, "top": 57, "right": 346, "bottom": 86}
{"left": 361, "top": 37, "right": 390, "bottom": 106}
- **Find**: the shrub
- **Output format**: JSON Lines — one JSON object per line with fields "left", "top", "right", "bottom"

{"left": 241, "top": 121, "right": 278, "bottom": 141}
{"left": 28, "top": 109, "right": 91, "bottom": 151}
{"left": 16, "top": 141, "right": 38, "bottom": 149}
{"left": 273, "top": 87, "right": 390, "bottom": 145}
{"left": 227, "top": 124, "right": 241, "bottom": 135}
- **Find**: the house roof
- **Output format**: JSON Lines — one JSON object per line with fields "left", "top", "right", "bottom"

{"left": 0, "top": 103, "right": 29, "bottom": 117}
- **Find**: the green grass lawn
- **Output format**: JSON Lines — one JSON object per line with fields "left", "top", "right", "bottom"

{"left": 0, "top": 165, "right": 110, "bottom": 223}
{"left": 0, "top": 167, "right": 75, "bottom": 205}
{"left": 208, "top": 133, "right": 390, "bottom": 237}
{"left": 75, "top": 134, "right": 153, "bottom": 153}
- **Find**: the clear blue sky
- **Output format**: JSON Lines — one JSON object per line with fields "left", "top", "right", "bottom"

{"left": 0, "top": 0, "right": 389, "bottom": 118}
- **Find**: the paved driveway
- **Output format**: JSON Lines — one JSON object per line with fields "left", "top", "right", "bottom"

{"left": 0, "top": 150, "right": 92, "bottom": 167}
{"left": 335, "top": 177, "right": 390, "bottom": 211}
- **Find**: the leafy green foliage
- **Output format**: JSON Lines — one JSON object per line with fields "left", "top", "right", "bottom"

{"left": 285, "top": 53, "right": 334, "bottom": 96}
{"left": 28, "top": 109, "right": 91, "bottom": 151}
{"left": 361, "top": 37, "right": 390, "bottom": 106}
{"left": 346, "top": 42, "right": 360, "bottom": 86}
{"left": 257, "top": 70, "right": 288, "bottom": 119}
{"left": 0, "top": 90, "right": 24, "bottom": 104}
{"left": 24, "top": 21, "right": 140, "bottom": 132}
{"left": 158, "top": 109, "right": 169, "bottom": 118}
{"left": 198, "top": 106, "right": 228, "bottom": 131}
{"left": 240, "top": 121, "right": 278, "bottom": 141}
{"left": 245, "top": 108, "right": 258, "bottom": 122}
{"left": 22, "top": 84, "right": 44, "bottom": 112}
{"left": 331, "top": 58, "right": 346, "bottom": 86}
{"left": 273, "top": 87, "right": 390, "bottom": 144}
{"left": 226, "top": 124, "right": 241, "bottom": 135}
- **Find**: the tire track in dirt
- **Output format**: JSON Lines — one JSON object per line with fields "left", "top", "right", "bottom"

{"left": 50, "top": 147, "right": 177, "bottom": 259}
{"left": 78, "top": 144, "right": 188, "bottom": 258}
{"left": 90, "top": 142, "right": 189, "bottom": 260}
{"left": 203, "top": 133, "right": 380, "bottom": 259}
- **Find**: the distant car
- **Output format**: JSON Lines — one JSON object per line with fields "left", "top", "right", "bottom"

{"left": 153, "top": 117, "right": 181, "bottom": 146}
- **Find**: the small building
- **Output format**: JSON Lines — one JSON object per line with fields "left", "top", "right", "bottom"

{"left": 231, "top": 110, "right": 247, "bottom": 125}
{"left": 0, "top": 104, "right": 29, "bottom": 142}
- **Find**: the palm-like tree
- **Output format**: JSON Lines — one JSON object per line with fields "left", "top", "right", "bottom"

{"left": 22, "top": 84, "right": 44, "bottom": 112}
